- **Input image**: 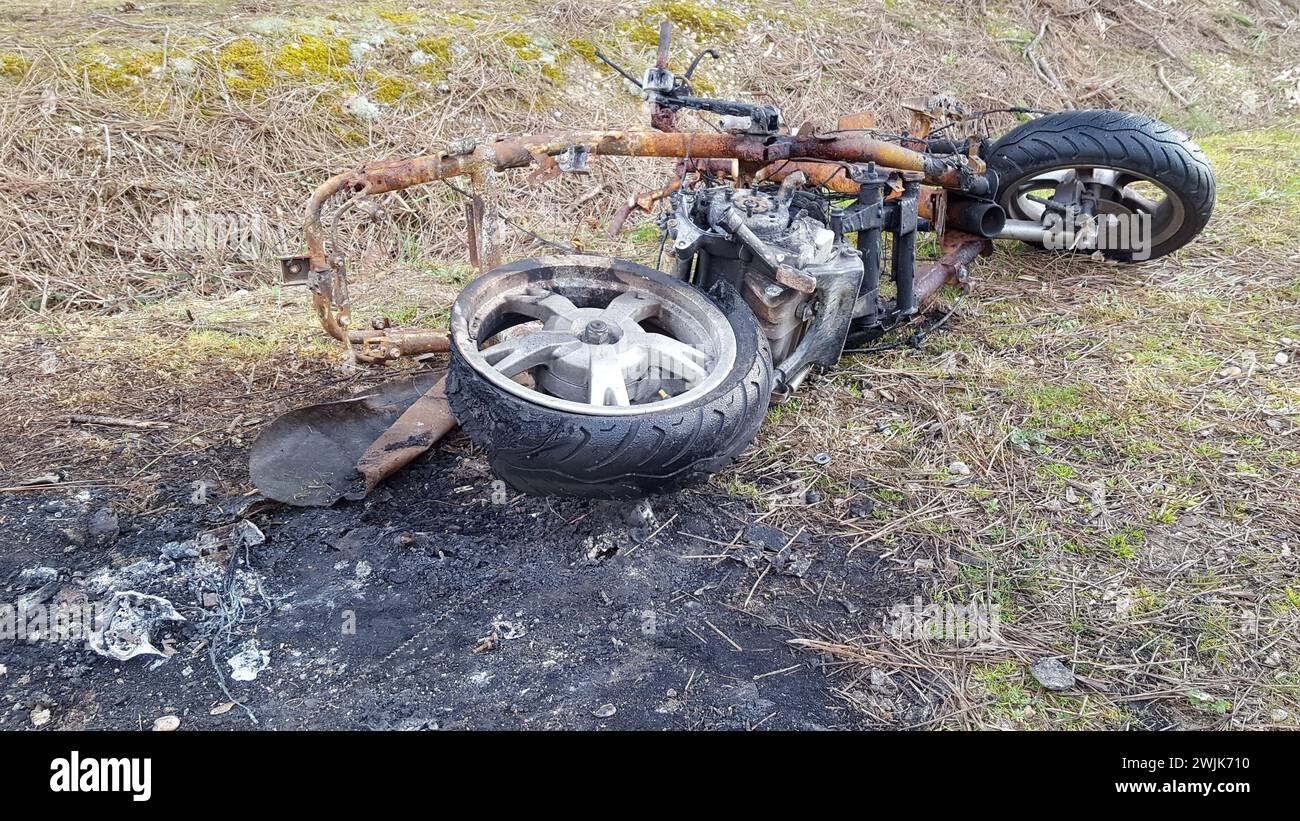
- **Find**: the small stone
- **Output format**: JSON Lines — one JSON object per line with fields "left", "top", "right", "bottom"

{"left": 1219, "top": 366, "right": 1242, "bottom": 378}
{"left": 60, "top": 524, "right": 88, "bottom": 547}
{"left": 775, "top": 549, "right": 813, "bottom": 578}
{"left": 152, "top": 715, "right": 180, "bottom": 732}
{"left": 1275, "top": 352, "right": 1289, "bottom": 366}
{"left": 30, "top": 707, "right": 51, "bottom": 727}
{"left": 592, "top": 703, "right": 616, "bottom": 718}
{"left": 623, "top": 499, "right": 655, "bottom": 527}
{"left": 86, "top": 509, "right": 120, "bottom": 547}
{"left": 804, "top": 490, "right": 822, "bottom": 504}
{"left": 1030, "top": 658, "right": 1076, "bottom": 691}
{"left": 849, "top": 498, "right": 875, "bottom": 518}
{"left": 913, "top": 558, "right": 935, "bottom": 572}
{"left": 17, "top": 567, "right": 58, "bottom": 589}
{"left": 947, "top": 461, "right": 971, "bottom": 476}
{"left": 1022, "top": 705, "right": 1036, "bottom": 719}
{"left": 1270, "top": 708, "right": 1289, "bottom": 723}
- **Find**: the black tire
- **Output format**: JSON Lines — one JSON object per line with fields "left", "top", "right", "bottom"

{"left": 446, "top": 268, "right": 772, "bottom": 499}
{"left": 987, "top": 109, "right": 1215, "bottom": 260}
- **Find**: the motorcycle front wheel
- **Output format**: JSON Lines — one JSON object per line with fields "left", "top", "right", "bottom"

{"left": 446, "top": 255, "right": 772, "bottom": 499}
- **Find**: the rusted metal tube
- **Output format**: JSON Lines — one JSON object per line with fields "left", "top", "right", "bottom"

{"left": 301, "top": 128, "right": 990, "bottom": 356}
{"left": 913, "top": 232, "right": 984, "bottom": 304}
{"left": 304, "top": 129, "right": 984, "bottom": 268}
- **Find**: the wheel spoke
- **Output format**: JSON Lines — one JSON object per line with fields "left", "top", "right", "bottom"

{"left": 1014, "top": 170, "right": 1069, "bottom": 194}
{"left": 599, "top": 290, "right": 659, "bottom": 326}
{"left": 637, "top": 331, "right": 710, "bottom": 382}
{"left": 1081, "top": 168, "right": 1122, "bottom": 189}
{"left": 482, "top": 331, "right": 580, "bottom": 377}
{"left": 587, "top": 345, "right": 630, "bottom": 406}
{"left": 1121, "top": 189, "right": 1160, "bottom": 215}
{"left": 499, "top": 289, "right": 582, "bottom": 325}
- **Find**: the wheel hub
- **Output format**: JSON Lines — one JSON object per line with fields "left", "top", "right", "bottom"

{"left": 579, "top": 319, "right": 620, "bottom": 345}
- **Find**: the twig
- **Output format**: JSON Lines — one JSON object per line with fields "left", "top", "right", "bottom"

{"left": 57, "top": 414, "right": 171, "bottom": 430}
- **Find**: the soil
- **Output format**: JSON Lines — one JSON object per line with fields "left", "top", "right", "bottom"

{"left": 0, "top": 442, "right": 929, "bottom": 731}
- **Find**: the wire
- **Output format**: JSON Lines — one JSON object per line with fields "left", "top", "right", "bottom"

{"left": 843, "top": 292, "right": 966, "bottom": 355}
{"left": 441, "top": 179, "right": 591, "bottom": 255}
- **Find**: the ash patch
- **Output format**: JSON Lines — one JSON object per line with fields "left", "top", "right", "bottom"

{"left": 0, "top": 453, "right": 926, "bottom": 730}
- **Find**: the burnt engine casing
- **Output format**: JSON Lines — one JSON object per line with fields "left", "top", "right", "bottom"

{"left": 665, "top": 184, "right": 861, "bottom": 367}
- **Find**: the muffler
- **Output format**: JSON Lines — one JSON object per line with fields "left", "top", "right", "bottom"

{"left": 946, "top": 196, "right": 1006, "bottom": 238}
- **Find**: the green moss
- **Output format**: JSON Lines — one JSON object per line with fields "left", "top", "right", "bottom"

{"left": 0, "top": 51, "right": 29, "bottom": 80}
{"left": 414, "top": 36, "right": 452, "bottom": 63}
{"left": 618, "top": 21, "right": 663, "bottom": 49}
{"left": 218, "top": 34, "right": 350, "bottom": 95}
{"left": 430, "top": 10, "right": 480, "bottom": 28}
{"left": 645, "top": 1, "right": 746, "bottom": 36}
{"left": 218, "top": 39, "right": 272, "bottom": 93}
{"left": 78, "top": 47, "right": 161, "bottom": 93}
{"left": 499, "top": 32, "right": 562, "bottom": 84}
{"left": 375, "top": 9, "right": 421, "bottom": 26}
{"left": 272, "top": 34, "right": 350, "bottom": 79}
{"left": 409, "top": 35, "right": 452, "bottom": 83}
{"left": 501, "top": 32, "right": 531, "bottom": 50}
{"left": 565, "top": 37, "right": 600, "bottom": 65}
{"left": 364, "top": 69, "right": 411, "bottom": 103}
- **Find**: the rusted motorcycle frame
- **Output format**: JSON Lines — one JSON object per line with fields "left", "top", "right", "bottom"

{"left": 264, "top": 21, "right": 1212, "bottom": 502}
{"left": 290, "top": 126, "right": 993, "bottom": 355}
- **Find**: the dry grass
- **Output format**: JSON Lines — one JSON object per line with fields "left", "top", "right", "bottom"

{"left": 0, "top": 0, "right": 1295, "bottom": 312}
{"left": 732, "top": 142, "right": 1300, "bottom": 727}
{"left": 0, "top": 0, "right": 1297, "bottom": 728}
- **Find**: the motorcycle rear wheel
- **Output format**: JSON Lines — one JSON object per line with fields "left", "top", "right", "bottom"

{"left": 987, "top": 110, "right": 1215, "bottom": 261}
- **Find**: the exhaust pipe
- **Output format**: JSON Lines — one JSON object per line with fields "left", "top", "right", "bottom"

{"left": 996, "top": 219, "right": 1050, "bottom": 242}
{"left": 946, "top": 196, "right": 1006, "bottom": 238}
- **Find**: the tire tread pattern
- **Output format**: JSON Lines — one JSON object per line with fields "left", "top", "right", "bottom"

{"left": 988, "top": 109, "right": 1214, "bottom": 259}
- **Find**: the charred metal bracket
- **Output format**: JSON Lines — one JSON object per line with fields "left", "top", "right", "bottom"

{"left": 557, "top": 144, "right": 590, "bottom": 173}
{"left": 830, "top": 166, "right": 922, "bottom": 325}
{"left": 833, "top": 164, "right": 890, "bottom": 329}
{"left": 280, "top": 255, "right": 311, "bottom": 285}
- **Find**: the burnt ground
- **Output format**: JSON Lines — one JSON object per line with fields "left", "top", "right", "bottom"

{"left": 0, "top": 442, "right": 928, "bottom": 731}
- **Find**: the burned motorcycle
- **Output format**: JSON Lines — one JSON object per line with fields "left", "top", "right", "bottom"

{"left": 262, "top": 22, "right": 1215, "bottom": 503}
